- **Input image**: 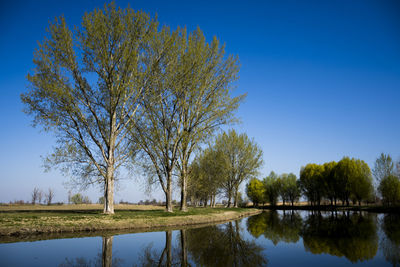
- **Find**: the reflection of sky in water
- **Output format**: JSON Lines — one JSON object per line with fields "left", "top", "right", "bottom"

{"left": 0, "top": 211, "right": 398, "bottom": 266}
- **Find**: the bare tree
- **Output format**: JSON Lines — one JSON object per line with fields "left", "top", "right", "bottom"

{"left": 31, "top": 187, "right": 40, "bottom": 204}
{"left": 373, "top": 153, "right": 394, "bottom": 185}
{"left": 45, "top": 188, "right": 55, "bottom": 205}
{"left": 37, "top": 189, "right": 43, "bottom": 204}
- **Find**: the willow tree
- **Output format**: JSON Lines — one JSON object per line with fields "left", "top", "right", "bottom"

{"left": 299, "top": 164, "right": 325, "bottom": 206}
{"left": 246, "top": 178, "right": 265, "bottom": 207}
{"left": 21, "top": 3, "right": 158, "bottom": 214}
{"left": 216, "top": 130, "right": 263, "bottom": 207}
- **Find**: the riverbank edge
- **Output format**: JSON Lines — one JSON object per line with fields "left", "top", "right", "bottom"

{"left": 0, "top": 209, "right": 261, "bottom": 239}
{"left": 258, "top": 205, "right": 400, "bottom": 213}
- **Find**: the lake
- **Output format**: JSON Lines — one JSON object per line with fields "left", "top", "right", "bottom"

{"left": 0, "top": 210, "right": 399, "bottom": 266}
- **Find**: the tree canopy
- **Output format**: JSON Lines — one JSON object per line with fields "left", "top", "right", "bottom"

{"left": 246, "top": 178, "right": 265, "bottom": 207}
{"left": 21, "top": 3, "right": 160, "bottom": 213}
{"left": 215, "top": 130, "right": 263, "bottom": 207}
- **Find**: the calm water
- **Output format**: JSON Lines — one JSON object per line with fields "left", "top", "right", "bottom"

{"left": 0, "top": 211, "right": 399, "bottom": 266}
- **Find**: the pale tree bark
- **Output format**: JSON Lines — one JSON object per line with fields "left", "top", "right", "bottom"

{"left": 166, "top": 170, "right": 173, "bottom": 212}
{"left": 180, "top": 160, "right": 188, "bottom": 211}
{"left": 227, "top": 190, "right": 232, "bottom": 207}
{"left": 102, "top": 236, "right": 113, "bottom": 267}
{"left": 104, "top": 168, "right": 115, "bottom": 214}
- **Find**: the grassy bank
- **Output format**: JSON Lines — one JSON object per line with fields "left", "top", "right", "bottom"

{"left": 0, "top": 204, "right": 261, "bottom": 238}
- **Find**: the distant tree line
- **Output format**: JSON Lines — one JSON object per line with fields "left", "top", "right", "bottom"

{"left": 31, "top": 187, "right": 55, "bottom": 205}
{"left": 246, "top": 153, "right": 400, "bottom": 207}
{"left": 299, "top": 157, "right": 373, "bottom": 206}
{"left": 246, "top": 171, "right": 300, "bottom": 207}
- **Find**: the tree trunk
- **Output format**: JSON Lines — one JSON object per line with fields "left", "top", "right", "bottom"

{"left": 103, "top": 166, "right": 114, "bottom": 214}
{"left": 165, "top": 170, "right": 173, "bottom": 212}
{"left": 166, "top": 231, "right": 172, "bottom": 267}
{"left": 234, "top": 187, "right": 239, "bottom": 208}
{"left": 180, "top": 229, "right": 187, "bottom": 267}
{"left": 180, "top": 163, "right": 188, "bottom": 212}
{"left": 227, "top": 190, "right": 232, "bottom": 207}
{"left": 102, "top": 236, "right": 113, "bottom": 267}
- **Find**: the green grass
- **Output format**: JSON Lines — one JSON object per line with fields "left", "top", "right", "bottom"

{"left": 0, "top": 205, "right": 259, "bottom": 238}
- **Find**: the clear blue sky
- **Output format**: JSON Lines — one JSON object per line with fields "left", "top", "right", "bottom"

{"left": 1, "top": 0, "right": 399, "bottom": 203}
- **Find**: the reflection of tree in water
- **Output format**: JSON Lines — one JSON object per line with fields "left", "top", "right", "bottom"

{"left": 247, "top": 210, "right": 302, "bottom": 245}
{"left": 136, "top": 230, "right": 184, "bottom": 267}
{"left": 381, "top": 214, "right": 400, "bottom": 266}
{"left": 301, "top": 212, "right": 378, "bottom": 263}
{"left": 59, "top": 236, "right": 123, "bottom": 267}
{"left": 186, "top": 220, "right": 267, "bottom": 266}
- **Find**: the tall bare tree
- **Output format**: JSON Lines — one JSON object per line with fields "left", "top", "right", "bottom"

{"left": 373, "top": 153, "right": 394, "bottom": 185}
{"left": 21, "top": 3, "right": 159, "bottom": 214}
{"left": 37, "top": 189, "right": 43, "bottom": 204}
{"left": 45, "top": 188, "right": 55, "bottom": 205}
{"left": 31, "top": 187, "right": 40, "bottom": 205}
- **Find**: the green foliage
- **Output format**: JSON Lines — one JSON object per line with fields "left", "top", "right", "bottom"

{"left": 246, "top": 178, "right": 265, "bottom": 207}
{"left": 276, "top": 173, "right": 300, "bottom": 206}
{"left": 381, "top": 214, "right": 400, "bottom": 266}
{"left": 70, "top": 194, "right": 82, "bottom": 204}
{"left": 334, "top": 157, "right": 374, "bottom": 206}
{"left": 188, "top": 147, "right": 228, "bottom": 206}
{"left": 130, "top": 19, "right": 243, "bottom": 212}
{"left": 215, "top": 130, "right": 263, "bottom": 207}
{"left": 247, "top": 211, "right": 302, "bottom": 244}
{"left": 189, "top": 130, "right": 262, "bottom": 208}
{"left": 186, "top": 221, "right": 267, "bottom": 266}
{"left": 298, "top": 157, "right": 373, "bottom": 206}
{"left": 301, "top": 213, "right": 378, "bottom": 263}
{"left": 263, "top": 171, "right": 280, "bottom": 206}
{"left": 70, "top": 193, "right": 91, "bottom": 204}
{"left": 322, "top": 161, "right": 338, "bottom": 204}
{"left": 285, "top": 173, "right": 301, "bottom": 206}
{"left": 299, "top": 164, "right": 325, "bottom": 205}
{"left": 349, "top": 159, "right": 374, "bottom": 205}
{"left": 21, "top": 2, "right": 160, "bottom": 214}
{"left": 378, "top": 175, "right": 400, "bottom": 206}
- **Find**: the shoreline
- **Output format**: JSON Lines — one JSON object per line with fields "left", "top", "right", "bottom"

{"left": 0, "top": 207, "right": 261, "bottom": 240}
{"left": 257, "top": 205, "right": 400, "bottom": 213}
